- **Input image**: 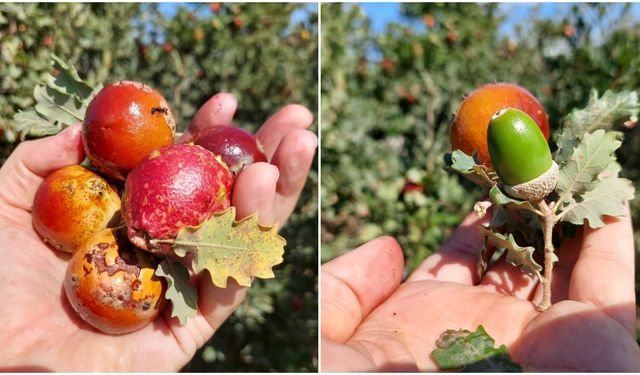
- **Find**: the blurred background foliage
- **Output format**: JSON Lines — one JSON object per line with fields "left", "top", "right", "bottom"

{"left": 321, "top": 2, "right": 640, "bottom": 333}
{"left": 0, "top": 2, "right": 317, "bottom": 371}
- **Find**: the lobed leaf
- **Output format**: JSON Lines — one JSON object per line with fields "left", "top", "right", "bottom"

{"left": 34, "top": 85, "right": 85, "bottom": 125}
{"left": 479, "top": 225, "right": 542, "bottom": 280}
{"left": 171, "top": 207, "right": 286, "bottom": 288}
{"left": 47, "top": 54, "right": 97, "bottom": 103}
{"left": 556, "top": 130, "right": 622, "bottom": 199}
{"left": 13, "top": 109, "right": 62, "bottom": 140}
{"left": 489, "top": 185, "right": 539, "bottom": 214}
{"left": 558, "top": 162, "right": 635, "bottom": 228}
{"left": 431, "top": 325, "right": 522, "bottom": 372}
{"left": 444, "top": 150, "right": 497, "bottom": 189}
{"left": 155, "top": 259, "right": 198, "bottom": 325}
{"left": 11, "top": 54, "right": 99, "bottom": 139}
{"left": 556, "top": 90, "right": 638, "bottom": 162}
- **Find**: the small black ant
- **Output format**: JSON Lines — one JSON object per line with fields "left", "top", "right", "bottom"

{"left": 151, "top": 107, "right": 168, "bottom": 115}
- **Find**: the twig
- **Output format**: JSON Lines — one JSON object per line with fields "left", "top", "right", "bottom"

{"left": 536, "top": 200, "right": 556, "bottom": 311}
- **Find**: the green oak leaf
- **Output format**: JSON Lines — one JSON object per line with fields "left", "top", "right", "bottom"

{"left": 11, "top": 54, "right": 99, "bottom": 139}
{"left": 444, "top": 150, "right": 497, "bottom": 189}
{"left": 489, "top": 185, "right": 539, "bottom": 213}
{"left": 13, "top": 109, "right": 63, "bottom": 139}
{"left": 556, "top": 90, "right": 638, "bottom": 162}
{"left": 479, "top": 225, "right": 543, "bottom": 280}
{"left": 34, "top": 85, "right": 85, "bottom": 125}
{"left": 169, "top": 207, "right": 286, "bottom": 288}
{"left": 445, "top": 149, "right": 477, "bottom": 172}
{"left": 558, "top": 162, "right": 635, "bottom": 228}
{"left": 431, "top": 325, "right": 522, "bottom": 372}
{"left": 155, "top": 259, "right": 198, "bottom": 325}
{"left": 556, "top": 130, "right": 622, "bottom": 199}
{"left": 48, "top": 54, "right": 97, "bottom": 103}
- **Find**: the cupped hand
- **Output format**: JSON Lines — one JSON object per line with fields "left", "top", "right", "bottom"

{"left": 0, "top": 93, "right": 316, "bottom": 371}
{"left": 321, "top": 208, "right": 640, "bottom": 372}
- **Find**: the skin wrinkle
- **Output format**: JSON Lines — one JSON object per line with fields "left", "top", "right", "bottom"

{"left": 510, "top": 301, "right": 640, "bottom": 371}
{"left": 322, "top": 270, "right": 365, "bottom": 341}
{"left": 162, "top": 314, "right": 193, "bottom": 362}
{"left": 571, "top": 258, "right": 634, "bottom": 311}
{"left": 350, "top": 336, "right": 412, "bottom": 371}
{"left": 341, "top": 338, "right": 378, "bottom": 370}
{"left": 1, "top": 161, "right": 38, "bottom": 210}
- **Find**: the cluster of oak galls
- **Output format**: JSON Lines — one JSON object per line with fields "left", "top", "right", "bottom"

{"left": 32, "top": 81, "right": 266, "bottom": 334}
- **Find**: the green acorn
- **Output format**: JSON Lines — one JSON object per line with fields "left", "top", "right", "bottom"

{"left": 487, "top": 108, "right": 558, "bottom": 201}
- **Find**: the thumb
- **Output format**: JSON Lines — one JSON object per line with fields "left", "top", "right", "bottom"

{"left": 321, "top": 236, "right": 404, "bottom": 342}
{"left": 0, "top": 124, "right": 85, "bottom": 210}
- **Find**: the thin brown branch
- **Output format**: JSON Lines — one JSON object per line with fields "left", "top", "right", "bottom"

{"left": 536, "top": 200, "right": 556, "bottom": 311}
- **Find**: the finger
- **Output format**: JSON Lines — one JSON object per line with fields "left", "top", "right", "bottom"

{"left": 407, "top": 211, "right": 487, "bottom": 285}
{"left": 3, "top": 124, "right": 84, "bottom": 177}
{"left": 568, "top": 204, "right": 635, "bottom": 333}
{"left": 255, "top": 104, "right": 314, "bottom": 160}
{"left": 0, "top": 124, "right": 84, "bottom": 211}
{"left": 321, "top": 335, "right": 377, "bottom": 372}
{"left": 270, "top": 129, "right": 317, "bottom": 225}
{"left": 321, "top": 236, "right": 404, "bottom": 342}
{"left": 164, "top": 274, "right": 248, "bottom": 357}
{"left": 232, "top": 162, "right": 279, "bottom": 226}
{"left": 183, "top": 93, "right": 237, "bottom": 141}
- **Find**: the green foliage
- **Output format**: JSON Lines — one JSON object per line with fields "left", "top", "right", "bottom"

{"left": 321, "top": 3, "right": 479, "bottom": 269}
{"left": 431, "top": 325, "right": 522, "bottom": 372}
{"left": 13, "top": 54, "right": 101, "bottom": 139}
{"left": 557, "top": 130, "right": 622, "bottom": 196}
{"left": 320, "top": 3, "right": 640, "bottom": 289}
{"left": 155, "top": 259, "right": 198, "bottom": 325}
{"left": 558, "top": 161, "right": 635, "bottom": 228}
{"left": 479, "top": 225, "right": 542, "bottom": 281}
{"left": 556, "top": 90, "right": 638, "bottom": 162}
{"left": 1, "top": 3, "right": 317, "bottom": 371}
{"left": 445, "top": 150, "right": 497, "bottom": 189}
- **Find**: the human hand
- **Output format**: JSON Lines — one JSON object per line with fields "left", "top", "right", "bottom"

{"left": 321, "top": 208, "right": 640, "bottom": 372}
{"left": 0, "top": 93, "right": 316, "bottom": 371}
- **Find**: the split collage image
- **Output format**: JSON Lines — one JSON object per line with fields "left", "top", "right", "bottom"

{"left": 0, "top": 2, "right": 639, "bottom": 373}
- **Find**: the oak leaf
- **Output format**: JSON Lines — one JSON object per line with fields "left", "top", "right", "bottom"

{"left": 431, "top": 325, "right": 522, "bottom": 372}
{"left": 155, "top": 259, "right": 198, "bottom": 325}
{"left": 171, "top": 207, "right": 286, "bottom": 288}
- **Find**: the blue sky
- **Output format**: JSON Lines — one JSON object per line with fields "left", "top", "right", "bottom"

{"left": 153, "top": 2, "right": 638, "bottom": 44}
{"left": 357, "top": 3, "right": 559, "bottom": 34}
{"left": 358, "top": 2, "right": 640, "bottom": 40}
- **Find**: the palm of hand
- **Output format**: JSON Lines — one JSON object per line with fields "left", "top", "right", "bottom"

{"left": 322, "top": 211, "right": 638, "bottom": 372}
{"left": 351, "top": 281, "right": 635, "bottom": 372}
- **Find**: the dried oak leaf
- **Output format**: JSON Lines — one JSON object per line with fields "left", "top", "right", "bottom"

{"left": 171, "top": 207, "right": 286, "bottom": 288}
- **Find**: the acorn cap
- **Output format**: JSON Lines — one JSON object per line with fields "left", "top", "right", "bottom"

{"left": 504, "top": 160, "right": 559, "bottom": 201}
{"left": 487, "top": 108, "right": 552, "bottom": 186}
